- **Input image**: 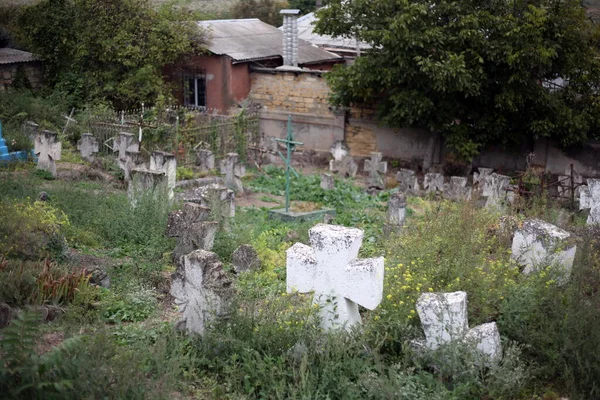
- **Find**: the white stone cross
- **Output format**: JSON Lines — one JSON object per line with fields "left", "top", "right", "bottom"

{"left": 76, "top": 133, "right": 99, "bottom": 162}
{"left": 286, "top": 224, "right": 384, "bottom": 331}
{"left": 473, "top": 167, "right": 493, "bottom": 185}
{"left": 170, "top": 249, "right": 233, "bottom": 335}
{"left": 482, "top": 173, "right": 510, "bottom": 208}
{"left": 364, "top": 152, "right": 387, "bottom": 189}
{"left": 114, "top": 132, "right": 139, "bottom": 165}
{"left": 34, "top": 130, "right": 62, "bottom": 177}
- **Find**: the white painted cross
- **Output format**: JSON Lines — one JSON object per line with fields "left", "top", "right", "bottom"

{"left": 364, "top": 152, "right": 387, "bottom": 189}
{"left": 286, "top": 224, "right": 384, "bottom": 331}
{"left": 34, "top": 130, "right": 62, "bottom": 177}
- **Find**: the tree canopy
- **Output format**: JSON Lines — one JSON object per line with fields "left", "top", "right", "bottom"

{"left": 315, "top": 0, "right": 600, "bottom": 159}
{"left": 16, "top": 0, "right": 205, "bottom": 109}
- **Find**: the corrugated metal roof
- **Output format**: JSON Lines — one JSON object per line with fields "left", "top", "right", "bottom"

{"left": 0, "top": 48, "right": 37, "bottom": 65}
{"left": 294, "top": 12, "right": 371, "bottom": 51}
{"left": 198, "top": 19, "right": 341, "bottom": 65}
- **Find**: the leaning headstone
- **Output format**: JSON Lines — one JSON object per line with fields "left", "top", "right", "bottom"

{"left": 34, "top": 130, "right": 62, "bottom": 177}
{"left": 364, "top": 152, "right": 387, "bottom": 190}
{"left": 221, "top": 153, "right": 244, "bottom": 194}
{"left": 416, "top": 291, "right": 502, "bottom": 362}
{"left": 586, "top": 179, "right": 600, "bottom": 225}
{"left": 127, "top": 168, "right": 167, "bottom": 204}
{"left": 286, "top": 224, "right": 384, "bottom": 330}
{"left": 232, "top": 244, "right": 261, "bottom": 274}
{"left": 320, "top": 173, "right": 335, "bottom": 190}
{"left": 444, "top": 176, "right": 471, "bottom": 202}
{"left": 511, "top": 218, "right": 577, "bottom": 281}
{"left": 416, "top": 291, "right": 469, "bottom": 350}
{"left": 397, "top": 169, "right": 419, "bottom": 194}
{"left": 423, "top": 172, "right": 444, "bottom": 194}
{"left": 170, "top": 250, "right": 233, "bottom": 335}
{"left": 195, "top": 149, "right": 215, "bottom": 172}
{"left": 182, "top": 183, "right": 236, "bottom": 219}
{"left": 76, "top": 133, "right": 99, "bottom": 162}
{"left": 150, "top": 151, "right": 177, "bottom": 200}
{"left": 166, "top": 202, "right": 219, "bottom": 265}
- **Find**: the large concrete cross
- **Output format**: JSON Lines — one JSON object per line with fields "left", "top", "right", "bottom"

{"left": 34, "top": 130, "right": 62, "bottom": 177}
{"left": 286, "top": 224, "right": 384, "bottom": 330}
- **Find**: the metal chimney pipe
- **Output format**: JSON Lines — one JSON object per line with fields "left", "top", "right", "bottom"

{"left": 280, "top": 9, "right": 300, "bottom": 67}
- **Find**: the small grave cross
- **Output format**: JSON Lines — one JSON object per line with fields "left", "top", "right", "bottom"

{"left": 166, "top": 202, "right": 219, "bottom": 265}
{"left": 34, "top": 130, "right": 62, "bottom": 177}
{"left": 76, "top": 133, "right": 99, "bottom": 162}
{"left": 286, "top": 224, "right": 384, "bottom": 330}
{"left": 275, "top": 115, "right": 303, "bottom": 212}
{"left": 364, "top": 152, "right": 387, "bottom": 189}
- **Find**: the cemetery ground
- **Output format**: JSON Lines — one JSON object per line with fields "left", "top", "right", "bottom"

{"left": 1, "top": 150, "right": 600, "bottom": 399}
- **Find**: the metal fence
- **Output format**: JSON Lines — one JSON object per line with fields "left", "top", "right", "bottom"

{"left": 82, "top": 105, "right": 259, "bottom": 162}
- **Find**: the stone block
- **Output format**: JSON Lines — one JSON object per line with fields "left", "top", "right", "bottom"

{"left": 464, "top": 322, "right": 502, "bottom": 362}
{"left": 387, "top": 192, "right": 407, "bottom": 227}
{"left": 416, "top": 291, "right": 469, "bottom": 350}
{"left": 320, "top": 173, "right": 335, "bottom": 190}
{"left": 150, "top": 151, "right": 177, "bottom": 200}
{"left": 511, "top": 218, "right": 577, "bottom": 280}
{"left": 127, "top": 168, "right": 167, "bottom": 205}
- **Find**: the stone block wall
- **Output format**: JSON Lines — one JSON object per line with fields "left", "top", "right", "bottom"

{"left": 0, "top": 62, "right": 44, "bottom": 91}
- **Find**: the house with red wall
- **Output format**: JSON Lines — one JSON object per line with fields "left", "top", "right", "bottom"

{"left": 164, "top": 17, "right": 342, "bottom": 113}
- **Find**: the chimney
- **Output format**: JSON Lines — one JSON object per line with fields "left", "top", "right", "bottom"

{"left": 280, "top": 9, "right": 300, "bottom": 67}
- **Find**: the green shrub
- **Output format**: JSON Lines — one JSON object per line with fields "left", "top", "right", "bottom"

{"left": 102, "top": 284, "right": 157, "bottom": 323}
{"left": 176, "top": 165, "right": 194, "bottom": 181}
{"left": 0, "top": 199, "right": 69, "bottom": 260}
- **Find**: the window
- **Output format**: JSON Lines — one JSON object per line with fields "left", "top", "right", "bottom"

{"left": 183, "top": 73, "right": 206, "bottom": 108}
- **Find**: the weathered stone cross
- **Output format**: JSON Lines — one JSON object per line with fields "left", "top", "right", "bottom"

{"left": 364, "top": 152, "right": 387, "bottom": 189}
{"left": 221, "top": 153, "right": 245, "bottom": 194}
{"left": 34, "top": 130, "right": 62, "bottom": 177}
{"left": 166, "top": 202, "right": 219, "bottom": 266}
{"left": 581, "top": 179, "right": 600, "bottom": 225}
{"left": 76, "top": 133, "right": 99, "bottom": 162}
{"left": 286, "top": 224, "right": 384, "bottom": 331}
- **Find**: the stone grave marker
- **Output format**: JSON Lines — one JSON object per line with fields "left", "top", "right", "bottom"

{"left": 444, "top": 176, "right": 471, "bottom": 202}
{"left": 150, "top": 151, "right": 177, "bottom": 200}
{"left": 482, "top": 173, "right": 511, "bottom": 208}
{"left": 423, "top": 172, "right": 444, "bottom": 194}
{"left": 76, "top": 133, "right": 99, "bottom": 162}
{"left": 396, "top": 169, "right": 420, "bottom": 194}
{"left": 416, "top": 291, "right": 502, "bottom": 361}
{"left": 123, "top": 151, "right": 145, "bottom": 182}
{"left": 127, "top": 168, "right": 167, "bottom": 204}
{"left": 585, "top": 179, "right": 600, "bottom": 225}
{"left": 329, "top": 141, "right": 358, "bottom": 178}
{"left": 166, "top": 202, "right": 219, "bottom": 265}
{"left": 387, "top": 192, "right": 407, "bottom": 227}
{"left": 579, "top": 183, "right": 591, "bottom": 211}
{"left": 34, "top": 130, "right": 62, "bottom": 177}
{"left": 232, "top": 244, "right": 261, "bottom": 273}
{"left": 195, "top": 149, "right": 215, "bottom": 172}
{"left": 473, "top": 167, "right": 493, "bottom": 186}
{"left": 320, "top": 173, "right": 335, "bottom": 190}
{"left": 181, "top": 183, "right": 236, "bottom": 219}
{"left": 114, "top": 132, "right": 139, "bottom": 169}
{"left": 221, "top": 153, "right": 245, "bottom": 194}
{"left": 364, "top": 152, "right": 387, "bottom": 190}
{"left": 286, "top": 224, "right": 384, "bottom": 330}
{"left": 511, "top": 218, "right": 577, "bottom": 282}
{"left": 170, "top": 250, "right": 233, "bottom": 335}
